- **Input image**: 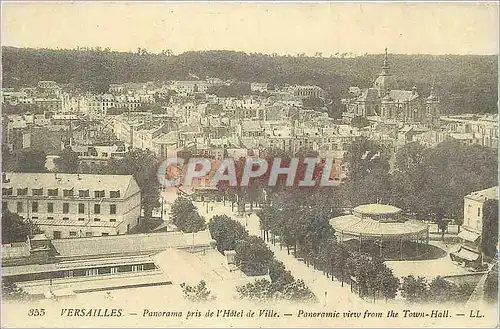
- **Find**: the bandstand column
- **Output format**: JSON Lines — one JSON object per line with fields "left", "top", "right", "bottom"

{"left": 400, "top": 237, "right": 403, "bottom": 260}
{"left": 379, "top": 235, "right": 383, "bottom": 258}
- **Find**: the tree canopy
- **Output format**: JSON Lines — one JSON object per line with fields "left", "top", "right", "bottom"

{"left": 170, "top": 197, "right": 206, "bottom": 233}
{"left": 2, "top": 210, "right": 40, "bottom": 244}
{"left": 3, "top": 47, "right": 497, "bottom": 115}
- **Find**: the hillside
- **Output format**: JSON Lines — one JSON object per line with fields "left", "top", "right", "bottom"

{"left": 2, "top": 47, "right": 498, "bottom": 114}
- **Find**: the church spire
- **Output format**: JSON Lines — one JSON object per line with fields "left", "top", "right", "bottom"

{"left": 381, "top": 48, "right": 390, "bottom": 75}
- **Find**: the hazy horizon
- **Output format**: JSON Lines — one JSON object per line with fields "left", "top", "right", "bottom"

{"left": 2, "top": 2, "right": 499, "bottom": 56}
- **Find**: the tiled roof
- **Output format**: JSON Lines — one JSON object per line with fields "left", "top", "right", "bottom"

{"left": 389, "top": 90, "right": 419, "bottom": 102}
{"left": 357, "top": 88, "right": 379, "bottom": 101}
{"left": 353, "top": 204, "right": 401, "bottom": 215}
{"left": 32, "top": 219, "right": 121, "bottom": 228}
{"left": 51, "top": 230, "right": 212, "bottom": 259}
{"left": 2, "top": 172, "right": 139, "bottom": 199}
{"left": 330, "top": 215, "right": 428, "bottom": 238}
{"left": 465, "top": 186, "right": 498, "bottom": 202}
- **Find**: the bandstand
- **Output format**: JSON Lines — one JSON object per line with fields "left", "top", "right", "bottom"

{"left": 329, "top": 204, "right": 429, "bottom": 260}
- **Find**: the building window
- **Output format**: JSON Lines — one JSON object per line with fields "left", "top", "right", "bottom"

{"left": 69, "top": 231, "right": 77, "bottom": 237}
{"left": 110, "top": 218, "right": 117, "bottom": 223}
{"left": 47, "top": 217, "right": 54, "bottom": 220}
{"left": 2, "top": 201, "right": 7, "bottom": 211}
{"left": 78, "top": 203, "right": 85, "bottom": 214}
{"left": 131, "top": 265, "right": 144, "bottom": 272}
{"left": 94, "top": 218, "right": 101, "bottom": 222}
{"left": 63, "top": 217, "right": 70, "bottom": 221}
{"left": 47, "top": 203, "right": 54, "bottom": 213}
{"left": 110, "top": 191, "right": 121, "bottom": 198}
{"left": 62, "top": 203, "right": 69, "bottom": 214}
{"left": 79, "top": 189, "right": 90, "bottom": 197}
{"left": 64, "top": 270, "right": 74, "bottom": 278}
{"left": 85, "top": 232, "right": 93, "bottom": 237}
{"left": 110, "top": 204, "right": 117, "bottom": 215}
{"left": 94, "top": 204, "right": 101, "bottom": 214}
{"left": 32, "top": 202, "right": 39, "bottom": 213}
{"left": 32, "top": 188, "right": 43, "bottom": 196}
{"left": 94, "top": 190, "right": 105, "bottom": 198}
{"left": 53, "top": 231, "right": 61, "bottom": 239}
{"left": 48, "top": 188, "right": 58, "bottom": 197}
{"left": 478, "top": 207, "right": 481, "bottom": 217}
{"left": 102, "top": 233, "right": 109, "bottom": 236}
{"left": 17, "top": 188, "right": 28, "bottom": 196}
{"left": 86, "top": 269, "right": 98, "bottom": 276}
{"left": 111, "top": 267, "right": 119, "bottom": 274}
{"left": 2, "top": 188, "right": 13, "bottom": 196}
{"left": 63, "top": 189, "right": 74, "bottom": 197}
{"left": 78, "top": 217, "right": 85, "bottom": 221}
{"left": 17, "top": 202, "right": 23, "bottom": 213}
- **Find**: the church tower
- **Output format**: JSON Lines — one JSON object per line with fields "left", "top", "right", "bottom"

{"left": 373, "top": 48, "right": 398, "bottom": 96}
{"left": 426, "top": 80, "right": 440, "bottom": 123}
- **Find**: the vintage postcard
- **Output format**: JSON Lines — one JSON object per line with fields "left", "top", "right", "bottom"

{"left": 1, "top": 1, "right": 498, "bottom": 328}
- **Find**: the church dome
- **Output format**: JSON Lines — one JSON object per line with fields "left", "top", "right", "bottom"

{"left": 373, "top": 48, "right": 398, "bottom": 95}
{"left": 374, "top": 75, "right": 398, "bottom": 94}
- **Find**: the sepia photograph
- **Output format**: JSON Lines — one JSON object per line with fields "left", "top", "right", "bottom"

{"left": 1, "top": 1, "right": 498, "bottom": 328}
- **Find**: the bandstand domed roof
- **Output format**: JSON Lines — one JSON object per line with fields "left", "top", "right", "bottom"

{"left": 353, "top": 203, "right": 401, "bottom": 216}
{"left": 329, "top": 214, "right": 428, "bottom": 238}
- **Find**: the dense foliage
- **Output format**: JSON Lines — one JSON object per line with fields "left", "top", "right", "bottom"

{"left": 3, "top": 47, "right": 497, "bottom": 114}
{"left": 180, "top": 280, "right": 216, "bottom": 302}
{"left": 400, "top": 275, "right": 475, "bottom": 304}
{"left": 170, "top": 197, "right": 206, "bottom": 233}
{"left": 2, "top": 279, "right": 28, "bottom": 300}
{"left": 207, "top": 214, "right": 317, "bottom": 302}
{"left": 2, "top": 210, "right": 40, "bottom": 244}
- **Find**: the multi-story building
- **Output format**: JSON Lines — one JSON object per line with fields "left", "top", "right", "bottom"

{"left": 34, "top": 98, "right": 62, "bottom": 112}
{"left": 293, "top": 85, "right": 326, "bottom": 99}
{"left": 87, "top": 94, "right": 115, "bottom": 118}
{"left": 1, "top": 172, "right": 142, "bottom": 239}
{"left": 451, "top": 186, "right": 498, "bottom": 267}
{"left": 251, "top": 83, "right": 269, "bottom": 93}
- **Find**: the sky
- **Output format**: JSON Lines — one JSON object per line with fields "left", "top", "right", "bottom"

{"left": 2, "top": 2, "right": 499, "bottom": 56}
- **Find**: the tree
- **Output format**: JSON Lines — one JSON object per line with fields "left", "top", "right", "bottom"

{"left": 281, "top": 279, "right": 317, "bottom": 302}
{"left": 180, "top": 280, "right": 216, "bottom": 302}
{"left": 351, "top": 115, "right": 371, "bottom": 128}
{"left": 268, "top": 259, "right": 295, "bottom": 290}
{"left": 2, "top": 279, "right": 28, "bottom": 300}
{"left": 400, "top": 275, "right": 429, "bottom": 303}
{"left": 9, "top": 148, "right": 47, "bottom": 173}
{"left": 54, "top": 147, "right": 80, "bottom": 173}
{"left": 481, "top": 199, "right": 498, "bottom": 260}
{"left": 343, "top": 137, "right": 391, "bottom": 207}
{"left": 170, "top": 197, "right": 206, "bottom": 233}
{"left": 427, "top": 276, "right": 474, "bottom": 304}
{"left": 236, "top": 279, "right": 278, "bottom": 301}
{"left": 376, "top": 266, "right": 399, "bottom": 301}
{"left": 2, "top": 210, "right": 40, "bottom": 244}
{"left": 234, "top": 236, "right": 274, "bottom": 276}
{"left": 105, "top": 149, "right": 160, "bottom": 218}
{"left": 484, "top": 264, "right": 498, "bottom": 303}
{"left": 208, "top": 215, "right": 248, "bottom": 252}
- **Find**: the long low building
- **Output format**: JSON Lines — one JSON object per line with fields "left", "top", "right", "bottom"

{"left": 2, "top": 172, "right": 142, "bottom": 239}
{"left": 1, "top": 231, "right": 220, "bottom": 296}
